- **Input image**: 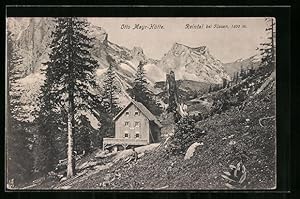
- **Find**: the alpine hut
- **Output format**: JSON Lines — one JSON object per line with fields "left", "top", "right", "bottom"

{"left": 102, "top": 100, "right": 162, "bottom": 151}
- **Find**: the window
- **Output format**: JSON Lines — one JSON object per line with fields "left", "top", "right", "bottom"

{"left": 124, "top": 131, "right": 129, "bottom": 138}
{"left": 134, "top": 121, "right": 140, "bottom": 127}
{"left": 125, "top": 111, "right": 130, "bottom": 116}
{"left": 134, "top": 111, "right": 139, "bottom": 116}
{"left": 135, "top": 132, "right": 140, "bottom": 138}
{"left": 125, "top": 121, "right": 129, "bottom": 126}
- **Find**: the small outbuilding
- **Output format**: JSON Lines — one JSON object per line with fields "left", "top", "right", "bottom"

{"left": 103, "top": 100, "right": 162, "bottom": 151}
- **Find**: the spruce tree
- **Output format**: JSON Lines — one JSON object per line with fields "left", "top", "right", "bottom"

{"left": 7, "top": 31, "right": 34, "bottom": 185}
{"left": 208, "top": 85, "right": 211, "bottom": 93}
{"left": 249, "top": 64, "right": 255, "bottom": 76}
{"left": 33, "top": 84, "right": 66, "bottom": 175}
{"left": 240, "top": 65, "right": 247, "bottom": 80}
{"left": 99, "top": 54, "right": 120, "bottom": 141}
{"left": 258, "top": 17, "right": 276, "bottom": 69}
{"left": 74, "top": 115, "right": 92, "bottom": 154}
{"left": 7, "top": 31, "right": 24, "bottom": 120}
{"left": 232, "top": 72, "right": 236, "bottom": 85}
{"left": 222, "top": 78, "right": 227, "bottom": 89}
{"left": 131, "top": 61, "right": 150, "bottom": 103}
{"left": 39, "top": 17, "right": 100, "bottom": 177}
{"left": 166, "top": 71, "right": 179, "bottom": 113}
{"left": 235, "top": 71, "right": 239, "bottom": 84}
{"left": 130, "top": 61, "right": 162, "bottom": 115}
{"left": 102, "top": 54, "right": 119, "bottom": 116}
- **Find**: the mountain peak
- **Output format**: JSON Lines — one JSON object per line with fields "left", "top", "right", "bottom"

{"left": 131, "top": 46, "right": 144, "bottom": 54}
{"left": 158, "top": 43, "right": 230, "bottom": 83}
{"left": 192, "top": 46, "right": 209, "bottom": 53}
{"left": 130, "top": 46, "right": 146, "bottom": 63}
{"left": 171, "top": 42, "right": 209, "bottom": 55}
{"left": 171, "top": 42, "right": 189, "bottom": 50}
{"left": 90, "top": 25, "right": 107, "bottom": 43}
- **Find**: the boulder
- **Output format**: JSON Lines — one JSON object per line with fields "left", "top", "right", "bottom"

{"left": 184, "top": 142, "right": 203, "bottom": 160}
{"left": 94, "top": 162, "right": 113, "bottom": 171}
{"left": 138, "top": 152, "right": 145, "bottom": 158}
{"left": 113, "top": 143, "right": 160, "bottom": 162}
{"left": 60, "top": 185, "right": 71, "bottom": 189}
{"left": 77, "top": 161, "right": 98, "bottom": 170}
{"left": 95, "top": 150, "right": 109, "bottom": 158}
{"left": 59, "top": 177, "right": 67, "bottom": 182}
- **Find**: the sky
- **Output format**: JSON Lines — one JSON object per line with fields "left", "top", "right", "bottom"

{"left": 88, "top": 17, "right": 270, "bottom": 63}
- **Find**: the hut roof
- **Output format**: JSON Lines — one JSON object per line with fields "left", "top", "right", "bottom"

{"left": 113, "top": 100, "right": 162, "bottom": 128}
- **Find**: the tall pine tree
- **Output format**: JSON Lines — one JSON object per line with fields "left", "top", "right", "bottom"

{"left": 235, "top": 71, "right": 239, "bottom": 84}
{"left": 130, "top": 61, "right": 162, "bottom": 116}
{"left": 98, "top": 54, "right": 121, "bottom": 142}
{"left": 131, "top": 61, "right": 150, "bottom": 103}
{"left": 258, "top": 17, "right": 276, "bottom": 69}
{"left": 33, "top": 79, "right": 66, "bottom": 176}
{"left": 7, "top": 31, "right": 33, "bottom": 185}
{"left": 208, "top": 85, "right": 212, "bottom": 93}
{"left": 7, "top": 31, "right": 23, "bottom": 119}
{"left": 39, "top": 17, "right": 100, "bottom": 177}
{"left": 166, "top": 71, "right": 179, "bottom": 113}
{"left": 222, "top": 78, "right": 228, "bottom": 89}
{"left": 102, "top": 54, "right": 119, "bottom": 116}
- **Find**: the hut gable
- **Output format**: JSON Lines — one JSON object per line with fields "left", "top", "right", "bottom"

{"left": 103, "top": 100, "right": 162, "bottom": 151}
{"left": 113, "top": 100, "right": 162, "bottom": 128}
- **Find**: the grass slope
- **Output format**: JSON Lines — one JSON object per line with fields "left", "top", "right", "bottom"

{"left": 23, "top": 65, "right": 276, "bottom": 190}
{"left": 47, "top": 80, "right": 275, "bottom": 190}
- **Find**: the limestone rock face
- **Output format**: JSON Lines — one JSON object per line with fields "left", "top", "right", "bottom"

{"left": 158, "top": 43, "right": 231, "bottom": 84}
{"left": 7, "top": 18, "right": 232, "bottom": 122}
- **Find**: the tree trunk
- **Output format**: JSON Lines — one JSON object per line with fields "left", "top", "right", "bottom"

{"left": 67, "top": 98, "right": 75, "bottom": 178}
{"left": 272, "top": 18, "right": 276, "bottom": 66}
{"left": 110, "top": 84, "right": 113, "bottom": 114}
{"left": 67, "top": 17, "right": 75, "bottom": 178}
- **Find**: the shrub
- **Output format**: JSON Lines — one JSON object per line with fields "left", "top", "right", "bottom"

{"left": 221, "top": 161, "right": 247, "bottom": 189}
{"left": 168, "top": 116, "right": 204, "bottom": 155}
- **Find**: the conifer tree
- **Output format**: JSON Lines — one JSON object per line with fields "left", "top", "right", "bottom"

{"left": 240, "top": 66, "right": 244, "bottom": 79}
{"left": 249, "top": 64, "right": 255, "bottom": 76}
{"left": 131, "top": 61, "right": 150, "bottom": 102}
{"left": 33, "top": 82, "right": 66, "bottom": 175}
{"left": 235, "top": 71, "right": 239, "bottom": 84}
{"left": 39, "top": 17, "right": 100, "bottom": 177}
{"left": 74, "top": 115, "right": 92, "bottom": 154}
{"left": 208, "top": 85, "right": 212, "bottom": 93}
{"left": 7, "top": 31, "right": 33, "bottom": 185}
{"left": 102, "top": 54, "right": 119, "bottom": 116}
{"left": 222, "top": 78, "right": 227, "bottom": 89}
{"left": 99, "top": 54, "right": 121, "bottom": 141}
{"left": 258, "top": 17, "right": 276, "bottom": 68}
{"left": 130, "top": 61, "right": 162, "bottom": 115}
{"left": 232, "top": 72, "right": 236, "bottom": 85}
{"left": 7, "top": 31, "right": 24, "bottom": 120}
{"left": 166, "top": 71, "right": 179, "bottom": 113}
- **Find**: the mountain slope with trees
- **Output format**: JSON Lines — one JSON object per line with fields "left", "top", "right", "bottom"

{"left": 21, "top": 54, "right": 275, "bottom": 190}
{"left": 6, "top": 17, "right": 276, "bottom": 190}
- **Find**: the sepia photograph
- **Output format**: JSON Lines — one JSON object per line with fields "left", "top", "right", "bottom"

{"left": 6, "top": 17, "right": 276, "bottom": 190}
